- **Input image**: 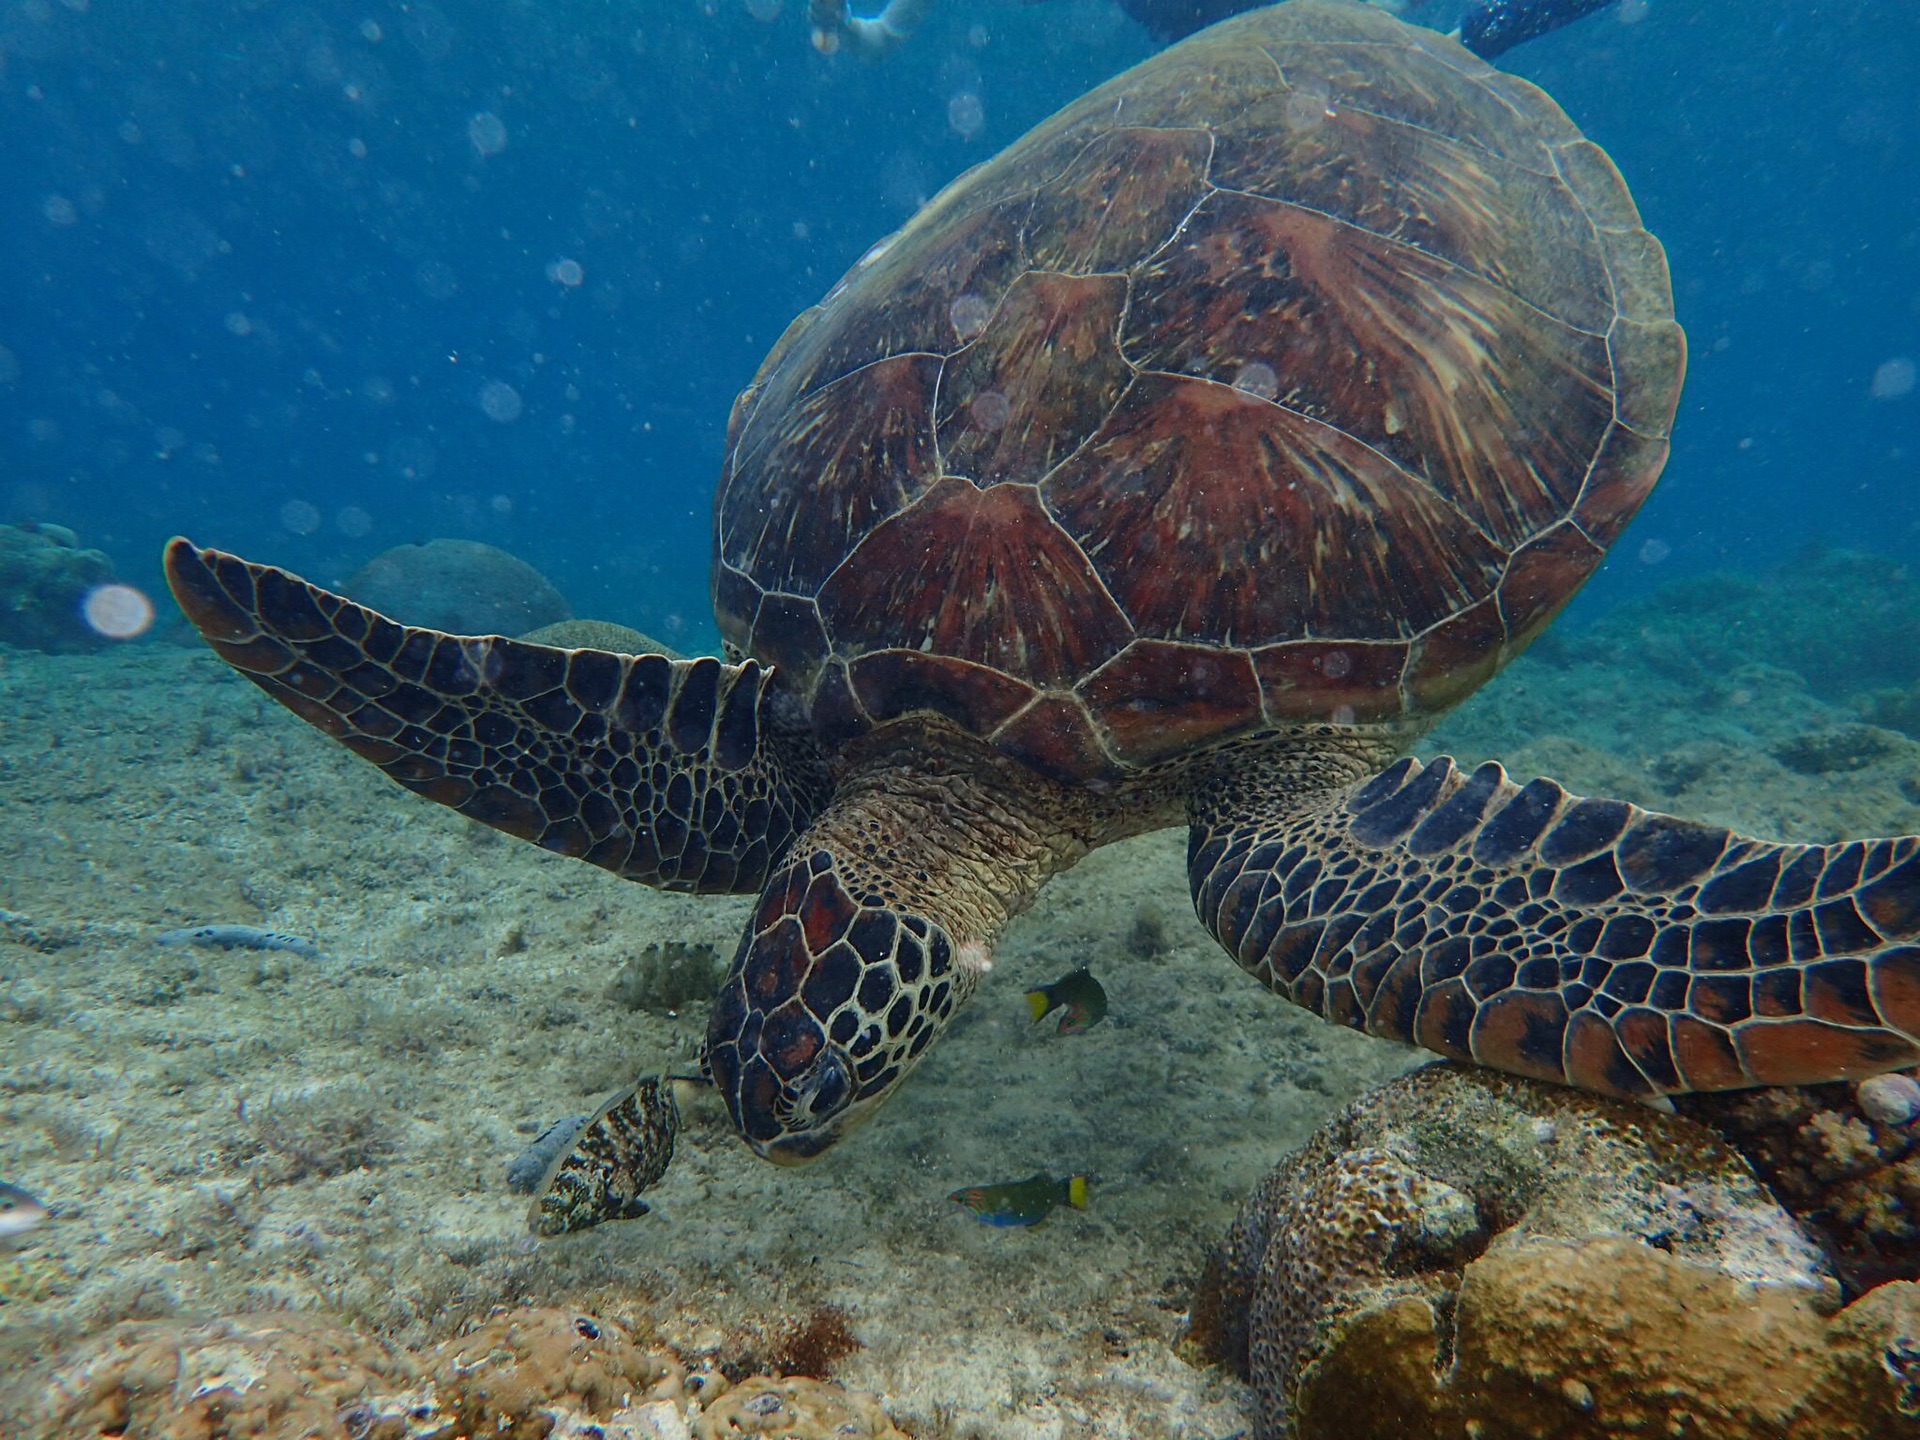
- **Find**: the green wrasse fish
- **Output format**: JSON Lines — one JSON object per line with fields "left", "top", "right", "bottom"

{"left": 949, "top": 1171, "right": 1089, "bottom": 1227}
{"left": 1024, "top": 965, "right": 1107, "bottom": 1035}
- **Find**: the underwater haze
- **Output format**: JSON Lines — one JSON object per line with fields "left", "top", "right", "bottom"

{"left": 1, "top": 0, "right": 1915, "bottom": 641}
{"left": 5, "top": 2, "right": 1920, "bottom": 1436}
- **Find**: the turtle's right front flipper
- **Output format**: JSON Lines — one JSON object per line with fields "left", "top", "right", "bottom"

{"left": 164, "top": 539, "right": 830, "bottom": 894}
{"left": 1191, "top": 754, "right": 1920, "bottom": 1099}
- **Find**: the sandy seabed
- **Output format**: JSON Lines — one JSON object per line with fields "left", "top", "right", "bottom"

{"left": 4, "top": 561, "right": 1919, "bottom": 1437}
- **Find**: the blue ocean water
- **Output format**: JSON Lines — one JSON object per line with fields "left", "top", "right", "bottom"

{"left": 0, "top": 0, "right": 1914, "bottom": 651}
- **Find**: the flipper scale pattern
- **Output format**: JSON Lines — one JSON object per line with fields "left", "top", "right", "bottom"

{"left": 1191, "top": 755, "right": 1920, "bottom": 1097}
{"left": 165, "top": 540, "right": 829, "bottom": 895}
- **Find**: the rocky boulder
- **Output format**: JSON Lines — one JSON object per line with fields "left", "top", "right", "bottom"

{"left": 1190, "top": 1062, "right": 1920, "bottom": 1439}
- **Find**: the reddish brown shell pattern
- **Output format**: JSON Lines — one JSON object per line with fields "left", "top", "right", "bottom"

{"left": 715, "top": 0, "right": 1685, "bottom": 784}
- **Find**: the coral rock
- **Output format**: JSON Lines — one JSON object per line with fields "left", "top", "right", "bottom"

{"left": 424, "top": 1307, "right": 678, "bottom": 1439}
{"left": 1194, "top": 1063, "right": 1920, "bottom": 1439}
{"left": 343, "top": 538, "right": 570, "bottom": 636}
{"left": 1681, "top": 1068, "right": 1920, "bottom": 1294}
{"left": 23, "top": 1311, "right": 423, "bottom": 1440}
{"left": 696, "top": 1375, "right": 909, "bottom": 1437}
{"left": 0, "top": 521, "right": 118, "bottom": 652}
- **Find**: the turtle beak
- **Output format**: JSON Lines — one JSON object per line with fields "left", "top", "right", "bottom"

{"left": 704, "top": 959, "right": 860, "bottom": 1164}
{"left": 718, "top": 1028, "right": 858, "bottom": 1166}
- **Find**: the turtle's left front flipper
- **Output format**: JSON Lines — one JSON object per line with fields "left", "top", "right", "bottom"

{"left": 164, "top": 539, "right": 829, "bottom": 895}
{"left": 1189, "top": 755, "right": 1920, "bottom": 1099}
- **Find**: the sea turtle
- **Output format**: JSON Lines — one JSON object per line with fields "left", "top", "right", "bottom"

{"left": 167, "top": 0, "right": 1920, "bottom": 1212}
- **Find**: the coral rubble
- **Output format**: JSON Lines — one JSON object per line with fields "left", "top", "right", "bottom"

{"left": 1193, "top": 1062, "right": 1920, "bottom": 1440}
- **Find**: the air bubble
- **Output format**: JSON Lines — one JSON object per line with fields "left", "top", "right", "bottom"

{"left": 1283, "top": 81, "right": 1333, "bottom": 130}
{"left": 467, "top": 111, "right": 508, "bottom": 157}
{"left": 744, "top": 0, "right": 782, "bottom": 21}
{"left": 279, "top": 499, "right": 322, "bottom": 535}
{"left": 947, "top": 91, "right": 984, "bottom": 140}
{"left": 83, "top": 584, "right": 154, "bottom": 640}
{"left": 969, "top": 390, "right": 1011, "bottom": 432}
{"left": 42, "top": 195, "right": 77, "bottom": 226}
{"left": 417, "top": 260, "right": 458, "bottom": 300}
{"left": 337, "top": 506, "right": 373, "bottom": 538}
{"left": 1231, "top": 362, "right": 1279, "bottom": 401}
{"left": 1331, "top": 704, "right": 1357, "bottom": 726}
{"left": 547, "top": 257, "right": 584, "bottom": 287}
{"left": 479, "top": 380, "right": 524, "bottom": 422}
{"left": 1871, "top": 357, "right": 1916, "bottom": 400}
{"left": 1638, "top": 537, "right": 1672, "bottom": 564}
{"left": 949, "top": 293, "right": 993, "bottom": 340}
{"left": 1321, "top": 650, "right": 1352, "bottom": 679}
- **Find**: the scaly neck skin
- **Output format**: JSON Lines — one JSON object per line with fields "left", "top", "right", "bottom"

{"left": 1185, "top": 726, "right": 1413, "bottom": 835}
{"left": 703, "top": 723, "right": 1123, "bottom": 1164}
{"left": 819, "top": 723, "right": 1105, "bottom": 945}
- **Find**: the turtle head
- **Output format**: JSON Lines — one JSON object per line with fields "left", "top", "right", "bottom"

{"left": 704, "top": 848, "right": 974, "bottom": 1164}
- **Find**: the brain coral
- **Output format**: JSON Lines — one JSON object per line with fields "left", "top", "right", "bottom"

{"left": 342, "top": 539, "right": 571, "bottom": 637}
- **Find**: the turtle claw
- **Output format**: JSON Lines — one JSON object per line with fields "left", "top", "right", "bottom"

{"left": 528, "top": 1075, "right": 686, "bottom": 1236}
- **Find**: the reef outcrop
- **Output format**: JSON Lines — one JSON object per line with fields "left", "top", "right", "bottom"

{"left": 1191, "top": 1062, "right": 1920, "bottom": 1439}
{"left": 0, "top": 522, "right": 117, "bottom": 651}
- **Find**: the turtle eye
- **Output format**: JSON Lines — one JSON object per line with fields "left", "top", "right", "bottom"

{"left": 792, "top": 1049, "right": 852, "bottom": 1125}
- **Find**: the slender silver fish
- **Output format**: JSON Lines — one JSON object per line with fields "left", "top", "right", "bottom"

{"left": 156, "top": 924, "right": 321, "bottom": 958}
{"left": 0, "top": 1182, "right": 47, "bottom": 1241}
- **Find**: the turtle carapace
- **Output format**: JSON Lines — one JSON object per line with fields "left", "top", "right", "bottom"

{"left": 166, "top": 1, "right": 1920, "bottom": 1172}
